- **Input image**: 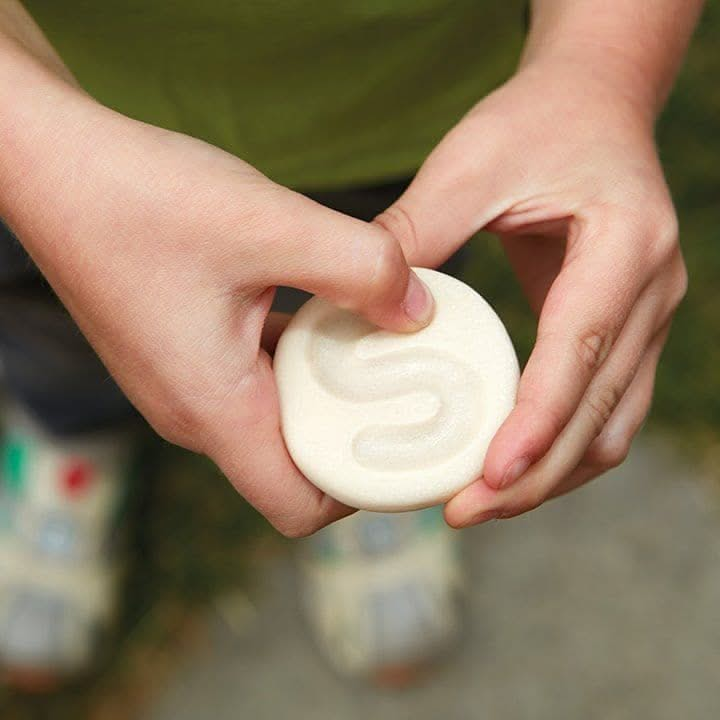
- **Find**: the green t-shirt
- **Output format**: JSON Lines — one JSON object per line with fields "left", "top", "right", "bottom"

{"left": 24, "top": 1, "right": 524, "bottom": 189}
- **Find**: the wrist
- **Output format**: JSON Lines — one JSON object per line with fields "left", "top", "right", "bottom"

{"left": 0, "top": 38, "right": 100, "bottom": 223}
{"left": 515, "top": 49, "right": 659, "bottom": 131}
{"left": 520, "top": 1, "right": 703, "bottom": 126}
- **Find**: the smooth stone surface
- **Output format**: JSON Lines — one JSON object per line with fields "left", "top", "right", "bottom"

{"left": 274, "top": 268, "right": 519, "bottom": 511}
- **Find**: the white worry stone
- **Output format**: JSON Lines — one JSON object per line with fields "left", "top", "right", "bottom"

{"left": 274, "top": 268, "right": 519, "bottom": 512}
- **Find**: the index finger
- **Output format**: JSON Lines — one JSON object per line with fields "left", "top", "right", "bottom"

{"left": 482, "top": 214, "right": 651, "bottom": 491}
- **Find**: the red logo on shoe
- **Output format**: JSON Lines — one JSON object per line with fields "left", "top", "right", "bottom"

{"left": 61, "top": 461, "right": 95, "bottom": 498}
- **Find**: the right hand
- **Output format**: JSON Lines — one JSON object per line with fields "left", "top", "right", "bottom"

{"left": 3, "top": 96, "right": 434, "bottom": 537}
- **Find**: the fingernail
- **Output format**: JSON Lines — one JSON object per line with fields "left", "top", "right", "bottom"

{"left": 499, "top": 457, "right": 530, "bottom": 489}
{"left": 403, "top": 272, "right": 435, "bottom": 326}
{"left": 457, "top": 508, "right": 503, "bottom": 528}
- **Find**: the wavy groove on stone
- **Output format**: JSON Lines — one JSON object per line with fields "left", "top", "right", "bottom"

{"left": 309, "top": 312, "right": 483, "bottom": 471}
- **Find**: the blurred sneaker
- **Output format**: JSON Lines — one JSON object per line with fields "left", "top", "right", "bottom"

{"left": 0, "top": 409, "right": 133, "bottom": 690}
{"left": 298, "top": 507, "right": 463, "bottom": 685}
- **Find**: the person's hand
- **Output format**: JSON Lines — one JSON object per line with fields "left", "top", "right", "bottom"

{"left": 3, "top": 91, "right": 434, "bottom": 537}
{"left": 375, "top": 57, "right": 688, "bottom": 526}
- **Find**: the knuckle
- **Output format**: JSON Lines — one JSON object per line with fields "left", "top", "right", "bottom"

{"left": 573, "top": 329, "right": 612, "bottom": 374}
{"left": 374, "top": 204, "right": 420, "bottom": 261}
{"left": 586, "top": 434, "right": 632, "bottom": 470}
{"left": 585, "top": 384, "right": 624, "bottom": 435}
{"left": 647, "top": 207, "right": 680, "bottom": 264}
{"left": 656, "top": 252, "right": 688, "bottom": 325}
{"left": 671, "top": 256, "right": 689, "bottom": 307}
{"left": 148, "top": 402, "right": 204, "bottom": 450}
{"left": 657, "top": 205, "right": 680, "bottom": 241}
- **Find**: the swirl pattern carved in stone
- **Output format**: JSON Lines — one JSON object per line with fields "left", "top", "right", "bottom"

{"left": 309, "top": 312, "right": 483, "bottom": 472}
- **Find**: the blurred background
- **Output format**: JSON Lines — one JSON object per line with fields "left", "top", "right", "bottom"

{"left": 2, "top": 2, "right": 719, "bottom": 719}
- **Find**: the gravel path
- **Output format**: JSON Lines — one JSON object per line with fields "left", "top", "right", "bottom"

{"left": 146, "top": 435, "right": 720, "bottom": 720}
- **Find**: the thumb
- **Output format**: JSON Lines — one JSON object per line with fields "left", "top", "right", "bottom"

{"left": 265, "top": 191, "right": 435, "bottom": 333}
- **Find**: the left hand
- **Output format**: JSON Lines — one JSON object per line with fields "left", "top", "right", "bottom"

{"left": 374, "top": 57, "right": 688, "bottom": 527}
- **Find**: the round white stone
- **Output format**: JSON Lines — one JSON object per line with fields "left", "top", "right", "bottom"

{"left": 274, "top": 268, "right": 519, "bottom": 512}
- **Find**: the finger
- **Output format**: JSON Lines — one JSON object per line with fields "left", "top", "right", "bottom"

{"left": 204, "top": 353, "right": 354, "bottom": 537}
{"left": 494, "top": 313, "right": 666, "bottom": 517}
{"left": 258, "top": 191, "right": 435, "bottom": 333}
{"left": 261, "top": 311, "right": 292, "bottom": 356}
{"left": 482, "top": 212, "right": 660, "bottom": 491}
{"left": 548, "top": 325, "right": 667, "bottom": 500}
{"left": 445, "top": 304, "right": 670, "bottom": 528}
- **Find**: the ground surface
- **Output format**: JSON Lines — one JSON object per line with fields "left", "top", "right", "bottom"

{"left": 144, "top": 436, "right": 720, "bottom": 720}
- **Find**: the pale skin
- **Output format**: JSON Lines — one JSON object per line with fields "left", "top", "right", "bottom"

{"left": 0, "top": 0, "right": 703, "bottom": 535}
